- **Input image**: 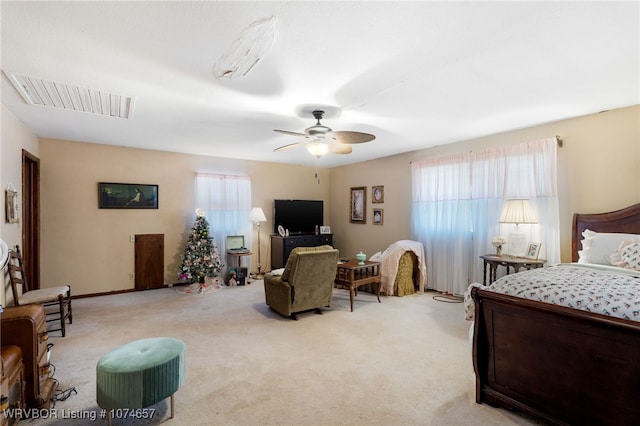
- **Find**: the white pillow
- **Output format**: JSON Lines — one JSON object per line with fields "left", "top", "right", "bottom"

{"left": 269, "top": 268, "right": 285, "bottom": 276}
{"left": 610, "top": 240, "right": 640, "bottom": 271}
{"left": 579, "top": 229, "right": 640, "bottom": 265}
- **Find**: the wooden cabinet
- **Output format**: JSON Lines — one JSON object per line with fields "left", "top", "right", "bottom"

{"left": 1, "top": 345, "right": 25, "bottom": 425}
{"left": 1, "top": 305, "right": 55, "bottom": 410}
{"left": 270, "top": 234, "right": 333, "bottom": 269}
{"left": 135, "top": 234, "right": 164, "bottom": 290}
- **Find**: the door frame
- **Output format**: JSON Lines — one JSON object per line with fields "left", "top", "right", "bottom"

{"left": 22, "top": 149, "right": 40, "bottom": 290}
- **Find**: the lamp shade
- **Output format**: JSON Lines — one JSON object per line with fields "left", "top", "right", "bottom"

{"left": 249, "top": 207, "right": 267, "bottom": 223}
{"left": 306, "top": 142, "right": 329, "bottom": 158}
{"left": 499, "top": 199, "right": 537, "bottom": 225}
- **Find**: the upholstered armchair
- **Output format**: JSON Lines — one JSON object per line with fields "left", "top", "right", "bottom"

{"left": 263, "top": 245, "right": 339, "bottom": 319}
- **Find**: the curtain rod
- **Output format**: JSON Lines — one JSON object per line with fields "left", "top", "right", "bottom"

{"left": 410, "top": 136, "right": 564, "bottom": 163}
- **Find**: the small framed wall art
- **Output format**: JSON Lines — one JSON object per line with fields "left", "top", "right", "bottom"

{"left": 372, "top": 185, "right": 384, "bottom": 203}
{"left": 98, "top": 182, "right": 158, "bottom": 209}
{"left": 5, "top": 188, "right": 18, "bottom": 223}
{"left": 373, "top": 208, "right": 383, "bottom": 225}
{"left": 350, "top": 187, "right": 366, "bottom": 224}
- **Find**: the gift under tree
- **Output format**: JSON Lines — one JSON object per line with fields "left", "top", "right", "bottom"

{"left": 177, "top": 209, "right": 224, "bottom": 283}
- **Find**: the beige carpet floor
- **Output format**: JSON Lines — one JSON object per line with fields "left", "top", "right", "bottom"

{"left": 25, "top": 281, "right": 542, "bottom": 425}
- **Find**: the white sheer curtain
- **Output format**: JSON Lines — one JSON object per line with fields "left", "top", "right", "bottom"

{"left": 412, "top": 154, "right": 473, "bottom": 295}
{"left": 412, "top": 138, "right": 559, "bottom": 295}
{"left": 194, "top": 173, "right": 252, "bottom": 266}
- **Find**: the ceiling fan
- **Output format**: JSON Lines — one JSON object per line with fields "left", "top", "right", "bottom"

{"left": 273, "top": 110, "right": 375, "bottom": 157}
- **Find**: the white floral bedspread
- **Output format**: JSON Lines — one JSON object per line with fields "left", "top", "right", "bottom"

{"left": 464, "top": 263, "right": 640, "bottom": 322}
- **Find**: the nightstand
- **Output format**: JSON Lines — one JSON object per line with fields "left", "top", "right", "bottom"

{"left": 480, "top": 254, "right": 546, "bottom": 285}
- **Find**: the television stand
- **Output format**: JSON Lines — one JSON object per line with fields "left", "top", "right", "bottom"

{"left": 270, "top": 234, "right": 333, "bottom": 269}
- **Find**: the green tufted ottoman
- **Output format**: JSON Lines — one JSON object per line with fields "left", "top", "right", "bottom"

{"left": 96, "top": 337, "right": 185, "bottom": 425}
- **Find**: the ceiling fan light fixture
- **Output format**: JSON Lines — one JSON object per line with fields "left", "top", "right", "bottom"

{"left": 273, "top": 106, "right": 375, "bottom": 156}
{"left": 306, "top": 142, "right": 329, "bottom": 158}
{"left": 305, "top": 125, "right": 331, "bottom": 136}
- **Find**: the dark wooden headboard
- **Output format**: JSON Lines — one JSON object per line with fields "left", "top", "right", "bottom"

{"left": 571, "top": 203, "right": 640, "bottom": 262}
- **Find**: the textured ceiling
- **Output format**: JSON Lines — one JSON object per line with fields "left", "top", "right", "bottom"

{"left": 1, "top": 1, "right": 638, "bottom": 168}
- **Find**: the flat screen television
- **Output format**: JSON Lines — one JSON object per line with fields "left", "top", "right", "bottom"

{"left": 273, "top": 199, "right": 323, "bottom": 235}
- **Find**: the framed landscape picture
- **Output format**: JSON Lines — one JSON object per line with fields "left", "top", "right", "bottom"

{"left": 98, "top": 182, "right": 158, "bottom": 209}
{"left": 350, "top": 187, "right": 366, "bottom": 224}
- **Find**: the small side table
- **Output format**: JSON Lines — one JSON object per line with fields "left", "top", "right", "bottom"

{"left": 227, "top": 251, "right": 252, "bottom": 268}
{"left": 480, "top": 254, "right": 546, "bottom": 285}
{"left": 335, "top": 260, "right": 381, "bottom": 312}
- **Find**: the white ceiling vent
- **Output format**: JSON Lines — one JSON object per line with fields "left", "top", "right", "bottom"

{"left": 4, "top": 71, "right": 135, "bottom": 119}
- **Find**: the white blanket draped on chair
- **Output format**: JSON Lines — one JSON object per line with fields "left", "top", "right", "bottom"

{"left": 370, "top": 240, "right": 427, "bottom": 295}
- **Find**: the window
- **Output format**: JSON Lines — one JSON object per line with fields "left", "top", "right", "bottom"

{"left": 195, "top": 173, "right": 252, "bottom": 264}
{"left": 411, "top": 138, "right": 559, "bottom": 295}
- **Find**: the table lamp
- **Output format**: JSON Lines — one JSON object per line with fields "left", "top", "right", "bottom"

{"left": 499, "top": 199, "right": 537, "bottom": 257}
{"left": 249, "top": 207, "right": 267, "bottom": 276}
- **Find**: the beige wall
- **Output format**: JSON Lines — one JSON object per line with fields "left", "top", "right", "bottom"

{"left": 329, "top": 155, "right": 412, "bottom": 260}
{"left": 38, "top": 139, "right": 330, "bottom": 296}
{"left": 332, "top": 105, "right": 640, "bottom": 263}
{"left": 3, "top": 104, "right": 639, "bottom": 300}
{"left": 1, "top": 105, "right": 40, "bottom": 306}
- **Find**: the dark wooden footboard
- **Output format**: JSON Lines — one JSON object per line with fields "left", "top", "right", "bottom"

{"left": 472, "top": 287, "right": 640, "bottom": 425}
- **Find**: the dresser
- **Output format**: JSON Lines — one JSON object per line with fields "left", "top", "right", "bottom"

{"left": 270, "top": 234, "right": 333, "bottom": 269}
{"left": 0, "top": 305, "right": 55, "bottom": 410}
{"left": 1, "top": 345, "right": 25, "bottom": 425}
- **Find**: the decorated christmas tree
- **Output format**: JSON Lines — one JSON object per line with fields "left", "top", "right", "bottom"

{"left": 177, "top": 209, "right": 224, "bottom": 283}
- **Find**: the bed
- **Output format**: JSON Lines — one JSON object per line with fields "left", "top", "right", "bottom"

{"left": 470, "top": 203, "right": 640, "bottom": 425}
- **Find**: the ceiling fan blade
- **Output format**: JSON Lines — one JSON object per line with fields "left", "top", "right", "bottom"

{"left": 273, "top": 142, "right": 304, "bottom": 152}
{"left": 329, "top": 142, "right": 352, "bottom": 155}
{"left": 274, "top": 129, "right": 307, "bottom": 137}
{"left": 330, "top": 131, "right": 376, "bottom": 144}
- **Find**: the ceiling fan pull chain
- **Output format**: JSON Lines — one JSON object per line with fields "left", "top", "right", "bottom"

{"left": 315, "top": 160, "right": 320, "bottom": 184}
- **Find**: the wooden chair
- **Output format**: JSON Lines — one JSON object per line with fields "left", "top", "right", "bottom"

{"left": 7, "top": 245, "right": 72, "bottom": 337}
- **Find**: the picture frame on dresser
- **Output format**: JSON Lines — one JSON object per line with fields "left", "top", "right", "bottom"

{"left": 526, "top": 242, "right": 541, "bottom": 259}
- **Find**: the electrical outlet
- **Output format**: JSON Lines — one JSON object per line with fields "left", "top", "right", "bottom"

{"left": 129, "top": 273, "right": 135, "bottom": 280}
